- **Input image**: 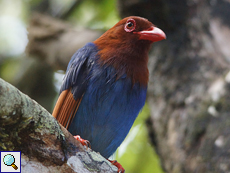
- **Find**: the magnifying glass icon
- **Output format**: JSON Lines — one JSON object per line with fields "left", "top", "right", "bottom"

{"left": 3, "top": 154, "right": 18, "bottom": 170}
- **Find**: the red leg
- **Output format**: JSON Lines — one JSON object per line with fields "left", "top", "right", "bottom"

{"left": 74, "top": 135, "right": 91, "bottom": 148}
{"left": 108, "top": 159, "right": 125, "bottom": 173}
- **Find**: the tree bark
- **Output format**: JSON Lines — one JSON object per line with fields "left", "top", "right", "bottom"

{"left": 118, "top": 0, "right": 230, "bottom": 172}
{"left": 0, "top": 78, "right": 117, "bottom": 173}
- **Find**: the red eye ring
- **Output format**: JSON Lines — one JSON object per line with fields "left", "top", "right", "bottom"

{"left": 124, "top": 19, "right": 136, "bottom": 32}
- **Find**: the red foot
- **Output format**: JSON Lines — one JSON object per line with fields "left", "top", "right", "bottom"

{"left": 108, "top": 160, "right": 125, "bottom": 173}
{"left": 74, "top": 135, "right": 91, "bottom": 148}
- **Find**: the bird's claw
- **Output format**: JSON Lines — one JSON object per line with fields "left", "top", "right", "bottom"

{"left": 108, "top": 160, "right": 125, "bottom": 173}
{"left": 74, "top": 135, "right": 91, "bottom": 148}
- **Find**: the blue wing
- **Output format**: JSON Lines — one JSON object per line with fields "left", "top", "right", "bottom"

{"left": 52, "top": 42, "right": 98, "bottom": 128}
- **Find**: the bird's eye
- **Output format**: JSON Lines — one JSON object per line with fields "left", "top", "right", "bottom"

{"left": 124, "top": 19, "right": 136, "bottom": 32}
{"left": 127, "top": 22, "right": 133, "bottom": 28}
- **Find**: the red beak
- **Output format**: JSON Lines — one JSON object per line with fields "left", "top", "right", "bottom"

{"left": 134, "top": 26, "right": 166, "bottom": 42}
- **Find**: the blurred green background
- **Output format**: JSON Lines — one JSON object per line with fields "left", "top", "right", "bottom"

{"left": 0, "top": 0, "right": 164, "bottom": 172}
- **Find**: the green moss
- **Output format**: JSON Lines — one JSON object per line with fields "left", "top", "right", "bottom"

{"left": 0, "top": 106, "right": 32, "bottom": 151}
{"left": 0, "top": 78, "right": 64, "bottom": 151}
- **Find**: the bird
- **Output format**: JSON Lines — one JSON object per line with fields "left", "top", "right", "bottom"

{"left": 52, "top": 16, "right": 166, "bottom": 173}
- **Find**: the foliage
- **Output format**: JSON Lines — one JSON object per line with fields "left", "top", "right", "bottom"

{"left": 68, "top": 0, "right": 120, "bottom": 29}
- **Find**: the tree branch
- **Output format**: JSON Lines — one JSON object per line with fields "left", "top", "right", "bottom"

{"left": 0, "top": 78, "right": 117, "bottom": 173}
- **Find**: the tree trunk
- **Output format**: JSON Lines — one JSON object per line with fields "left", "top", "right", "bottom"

{"left": 118, "top": 0, "right": 230, "bottom": 172}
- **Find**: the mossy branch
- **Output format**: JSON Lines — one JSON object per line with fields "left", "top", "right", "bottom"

{"left": 0, "top": 78, "right": 117, "bottom": 173}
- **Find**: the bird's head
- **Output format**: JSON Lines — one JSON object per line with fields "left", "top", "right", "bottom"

{"left": 117, "top": 16, "right": 166, "bottom": 43}
{"left": 94, "top": 16, "right": 166, "bottom": 48}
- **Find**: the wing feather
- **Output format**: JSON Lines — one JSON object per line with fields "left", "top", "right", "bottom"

{"left": 52, "top": 43, "right": 97, "bottom": 129}
{"left": 52, "top": 89, "right": 83, "bottom": 128}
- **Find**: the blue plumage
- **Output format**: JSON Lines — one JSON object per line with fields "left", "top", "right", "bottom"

{"left": 60, "top": 43, "right": 96, "bottom": 99}
{"left": 62, "top": 43, "right": 146, "bottom": 158}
